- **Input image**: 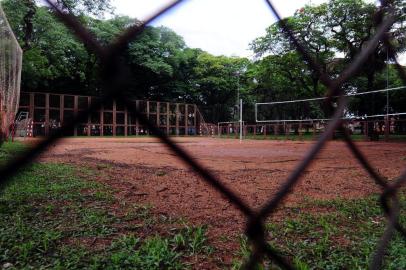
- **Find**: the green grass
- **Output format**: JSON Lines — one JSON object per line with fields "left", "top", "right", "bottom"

{"left": 0, "top": 142, "right": 212, "bottom": 269}
{"left": 0, "top": 141, "right": 28, "bottom": 167}
{"left": 233, "top": 195, "right": 406, "bottom": 269}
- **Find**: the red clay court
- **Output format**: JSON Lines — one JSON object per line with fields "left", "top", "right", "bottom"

{"left": 36, "top": 137, "right": 406, "bottom": 262}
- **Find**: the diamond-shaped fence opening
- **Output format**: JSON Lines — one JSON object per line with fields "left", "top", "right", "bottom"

{"left": 0, "top": 0, "right": 405, "bottom": 269}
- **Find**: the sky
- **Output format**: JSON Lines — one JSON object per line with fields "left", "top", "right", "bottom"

{"left": 110, "top": 0, "right": 328, "bottom": 58}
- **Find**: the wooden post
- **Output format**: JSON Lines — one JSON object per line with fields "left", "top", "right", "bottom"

{"left": 146, "top": 101, "right": 150, "bottom": 135}
{"left": 185, "top": 104, "right": 188, "bottom": 136}
{"left": 166, "top": 102, "right": 170, "bottom": 135}
{"left": 157, "top": 102, "right": 160, "bottom": 130}
{"left": 60, "top": 94, "right": 64, "bottom": 125}
{"left": 284, "top": 122, "right": 287, "bottom": 139}
{"left": 45, "top": 93, "right": 50, "bottom": 136}
{"left": 385, "top": 117, "right": 389, "bottom": 141}
{"left": 364, "top": 121, "right": 368, "bottom": 141}
{"left": 87, "top": 97, "right": 91, "bottom": 136}
{"left": 74, "top": 96, "right": 78, "bottom": 136}
{"left": 29, "top": 93, "right": 34, "bottom": 123}
{"left": 124, "top": 106, "right": 128, "bottom": 136}
{"left": 100, "top": 104, "right": 104, "bottom": 136}
{"left": 299, "top": 122, "right": 303, "bottom": 140}
{"left": 136, "top": 100, "right": 139, "bottom": 136}
{"left": 176, "top": 103, "right": 179, "bottom": 136}
{"left": 313, "top": 124, "right": 316, "bottom": 139}
{"left": 113, "top": 100, "right": 116, "bottom": 136}
{"left": 194, "top": 105, "right": 197, "bottom": 135}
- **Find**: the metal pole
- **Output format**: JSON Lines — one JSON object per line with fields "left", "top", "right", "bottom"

{"left": 240, "top": 99, "right": 242, "bottom": 142}
{"left": 385, "top": 49, "right": 390, "bottom": 141}
{"left": 386, "top": 49, "right": 389, "bottom": 116}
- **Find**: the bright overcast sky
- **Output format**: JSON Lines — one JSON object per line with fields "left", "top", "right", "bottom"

{"left": 110, "top": 0, "right": 328, "bottom": 58}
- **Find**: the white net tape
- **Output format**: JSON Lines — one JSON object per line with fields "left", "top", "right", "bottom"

{"left": 0, "top": 4, "right": 22, "bottom": 137}
{"left": 255, "top": 86, "right": 406, "bottom": 123}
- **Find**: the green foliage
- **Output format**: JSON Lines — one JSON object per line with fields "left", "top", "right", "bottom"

{"left": 3, "top": 0, "right": 406, "bottom": 124}
{"left": 51, "top": 0, "right": 113, "bottom": 17}
{"left": 171, "top": 224, "right": 212, "bottom": 255}
{"left": 233, "top": 195, "right": 406, "bottom": 269}
{"left": 105, "top": 236, "right": 182, "bottom": 269}
{"left": 250, "top": 0, "right": 406, "bottom": 119}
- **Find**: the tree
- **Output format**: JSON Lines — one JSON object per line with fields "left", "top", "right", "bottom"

{"left": 192, "top": 52, "right": 249, "bottom": 122}
{"left": 251, "top": 3, "right": 334, "bottom": 97}
{"left": 250, "top": 0, "right": 406, "bottom": 118}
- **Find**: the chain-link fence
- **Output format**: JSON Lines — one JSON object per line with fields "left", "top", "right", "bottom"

{"left": 0, "top": 0, "right": 405, "bottom": 269}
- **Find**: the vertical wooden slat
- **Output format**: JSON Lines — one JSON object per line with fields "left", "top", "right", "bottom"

{"left": 364, "top": 121, "right": 368, "bottom": 140}
{"left": 73, "top": 96, "right": 78, "bottom": 136}
{"left": 299, "top": 122, "right": 303, "bottom": 140}
{"left": 176, "top": 103, "right": 179, "bottom": 136}
{"left": 100, "top": 104, "right": 104, "bottom": 136}
{"left": 146, "top": 101, "right": 150, "bottom": 135}
{"left": 166, "top": 102, "right": 170, "bottom": 135}
{"left": 185, "top": 104, "right": 188, "bottom": 136}
{"left": 113, "top": 100, "right": 116, "bottom": 136}
{"left": 136, "top": 100, "right": 139, "bottom": 136}
{"left": 60, "top": 94, "right": 64, "bottom": 124}
{"left": 45, "top": 93, "right": 49, "bottom": 136}
{"left": 124, "top": 105, "right": 128, "bottom": 137}
{"left": 312, "top": 123, "right": 316, "bottom": 139}
{"left": 385, "top": 117, "right": 389, "bottom": 141}
{"left": 194, "top": 105, "right": 197, "bottom": 135}
{"left": 87, "top": 97, "right": 91, "bottom": 136}
{"left": 157, "top": 102, "right": 160, "bottom": 130}
{"left": 29, "top": 93, "right": 34, "bottom": 122}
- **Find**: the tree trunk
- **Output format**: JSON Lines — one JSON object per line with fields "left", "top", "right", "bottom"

{"left": 22, "top": 0, "right": 37, "bottom": 51}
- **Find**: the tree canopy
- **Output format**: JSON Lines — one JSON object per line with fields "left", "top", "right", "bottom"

{"left": 250, "top": 0, "right": 406, "bottom": 120}
{"left": 2, "top": 0, "right": 406, "bottom": 123}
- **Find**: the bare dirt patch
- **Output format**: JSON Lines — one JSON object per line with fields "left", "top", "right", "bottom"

{"left": 35, "top": 137, "right": 406, "bottom": 266}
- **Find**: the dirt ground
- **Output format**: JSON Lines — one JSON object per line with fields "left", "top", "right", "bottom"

{"left": 35, "top": 137, "right": 406, "bottom": 266}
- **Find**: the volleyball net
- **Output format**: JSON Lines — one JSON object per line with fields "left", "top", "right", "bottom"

{"left": 254, "top": 86, "right": 406, "bottom": 139}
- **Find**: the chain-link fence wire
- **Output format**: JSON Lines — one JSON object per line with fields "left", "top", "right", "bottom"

{"left": 0, "top": 0, "right": 405, "bottom": 269}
